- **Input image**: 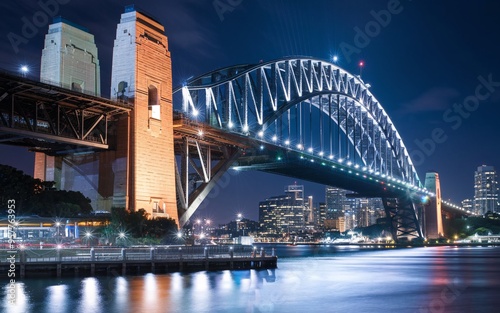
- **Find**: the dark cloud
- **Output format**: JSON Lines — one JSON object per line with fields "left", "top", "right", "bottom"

{"left": 399, "top": 87, "right": 460, "bottom": 114}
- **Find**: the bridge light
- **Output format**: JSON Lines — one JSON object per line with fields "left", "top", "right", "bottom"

{"left": 192, "top": 109, "right": 199, "bottom": 117}
{"left": 319, "top": 151, "right": 324, "bottom": 156}
{"left": 272, "top": 135, "right": 278, "bottom": 142}
{"left": 258, "top": 130, "right": 264, "bottom": 137}
{"left": 177, "top": 232, "right": 183, "bottom": 238}
{"left": 328, "top": 155, "right": 334, "bottom": 160}
{"left": 362, "top": 167, "right": 367, "bottom": 171}
{"left": 347, "top": 161, "right": 352, "bottom": 166}
{"left": 307, "top": 147, "right": 313, "bottom": 153}
{"left": 333, "top": 55, "right": 339, "bottom": 62}
{"left": 198, "top": 129, "right": 204, "bottom": 136}
{"left": 421, "top": 195, "right": 430, "bottom": 204}
{"left": 297, "top": 143, "right": 303, "bottom": 150}
{"left": 338, "top": 158, "right": 344, "bottom": 163}
{"left": 260, "top": 145, "right": 264, "bottom": 150}
{"left": 228, "top": 121, "right": 234, "bottom": 129}
{"left": 284, "top": 139, "right": 290, "bottom": 146}
{"left": 242, "top": 125, "right": 249, "bottom": 133}
{"left": 354, "top": 164, "right": 360, "bottom": 169}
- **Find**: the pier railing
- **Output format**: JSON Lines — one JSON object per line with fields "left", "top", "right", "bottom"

{"left": 0, "top": 245, "right": 274, "bottom": 263}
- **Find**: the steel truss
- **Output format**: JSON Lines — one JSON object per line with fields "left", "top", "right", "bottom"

{"left": 176, "top": 57, "right": 421, "bottom": 186}
{"left": 175, "top": 136, "right": 241, "bottom": 226}
{"left": 0, "top": 71, "right": 130, "bottom": 154}
{"left": 382, "top": 196, "right": 423, "bottom": 241}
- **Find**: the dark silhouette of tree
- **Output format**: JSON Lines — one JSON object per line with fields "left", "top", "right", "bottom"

{"left": 0, "top": 164, "right": 46, "bottom": 214}
{"left": 0, "top": 164, "right": 92, "bottom": 217}
{"left": 109, "top": 207, "right": 177, "bottom": 239}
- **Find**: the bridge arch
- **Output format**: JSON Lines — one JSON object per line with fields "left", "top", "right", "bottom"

{"left": 174, "top": 57, "right": 421, "bottom": 187}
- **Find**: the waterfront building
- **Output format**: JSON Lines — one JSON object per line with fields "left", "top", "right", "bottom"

{"left": 259, "top": 184, "right": 306, "bottom": 235}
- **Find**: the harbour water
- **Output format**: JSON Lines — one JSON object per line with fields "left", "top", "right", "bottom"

{"left": 3, "top": 245, "right": 500, "bottom": 313}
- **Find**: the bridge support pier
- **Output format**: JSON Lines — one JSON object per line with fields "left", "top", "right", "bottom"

{"left": 383, "top": 196, "right": 423, "bottom": 243}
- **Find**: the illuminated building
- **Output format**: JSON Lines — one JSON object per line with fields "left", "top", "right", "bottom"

{"left": 474, "top": 165, "right": 499, "bottom": 215}
{"left": 259, "top": 184, "right": 306, "bottom": 235}
{"left": 325, "top": 186, "right": 346, "bottom": 219}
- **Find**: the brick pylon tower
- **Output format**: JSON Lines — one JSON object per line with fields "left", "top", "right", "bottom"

{"left": 424, "top": 172, "right": 444, "bottom": 239}
{"left": 109, "top": 5, "right": 177, "bottom": 221}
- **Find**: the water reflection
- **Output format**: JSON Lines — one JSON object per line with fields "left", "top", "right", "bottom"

{"left": 77, "top": 278, "right": 102, "bottom": 313}
{"left": 45, "top": 285, "right": 68, "bottom": 313}
{"left": 2, "top": 282, "right": 30, "bottom": 313}
{"left": 2, "top": 246, "right": 500, "bottom": 312}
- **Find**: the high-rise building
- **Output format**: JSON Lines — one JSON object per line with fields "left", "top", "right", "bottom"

{"left": 259, "top": 184, "right": 306, "bottom": 234}
{"left": 315, "top": 202, "right": 327, "bottom": 228}
{"left": 304, "top": 195, "right": 314, "bottom": 225}
{"left": 325, "top": 186, "right": 346, "bottom": 219}
{"left": 461, "top": 199, "right": 473, "bottom": 212}
{"left": 474, "top": 165, "right": 499, "bottom": 215}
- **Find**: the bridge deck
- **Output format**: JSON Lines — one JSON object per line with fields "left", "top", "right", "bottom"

{"left": 0, "top": 71, "right": 131, "bottom": 153}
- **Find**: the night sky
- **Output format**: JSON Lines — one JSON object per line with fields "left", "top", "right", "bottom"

{"left": 1, "top": 0, "right": 499, "bottom": 224}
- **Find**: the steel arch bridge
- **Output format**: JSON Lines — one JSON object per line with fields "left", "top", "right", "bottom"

{"left": 173, "top": 57, "right": 430, "bottom": 241}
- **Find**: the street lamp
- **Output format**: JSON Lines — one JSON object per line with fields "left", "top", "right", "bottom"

{"left": 20, "top": 65, "right": 29, "bottom": 77}
{"left": 84, "top": 231, "right": 93, "bottom": 247}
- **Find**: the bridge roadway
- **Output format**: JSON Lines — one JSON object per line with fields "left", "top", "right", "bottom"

{"left": 0, "top": 245, "right": 277, "bottom": 278}
{"left": 0, "top": 70, "right": 130, "bottom": 154}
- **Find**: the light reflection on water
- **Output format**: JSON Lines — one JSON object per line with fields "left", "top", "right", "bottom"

{"left": 3, "top": 246, "right": 500, "bottom": 313}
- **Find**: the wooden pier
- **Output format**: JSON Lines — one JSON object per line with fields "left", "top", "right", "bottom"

{"left": 0, "top": 245, "right": 277, "bottom": 278}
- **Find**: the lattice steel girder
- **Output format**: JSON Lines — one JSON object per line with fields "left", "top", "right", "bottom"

{"left": 175, "top": 136, "right": 241, "bottom": 226}
{"left": 382, "top": 196, "right": 423, "bottom": 242}
{"left": 0, "top": 71, "right": 130, "bottom": 152}
{"left": 175, "top": 57, "right": 421, "bottom": 187}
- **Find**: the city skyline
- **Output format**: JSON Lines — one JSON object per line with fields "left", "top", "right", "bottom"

{"left": 1, "top": 1, "right": 500, "bottom": 224}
